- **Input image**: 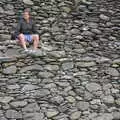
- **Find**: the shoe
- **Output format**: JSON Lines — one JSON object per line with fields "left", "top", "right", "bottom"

{"left": 23, "top": 49, "right": 33, "bottom": 54}
{"left": 31, "top": 50, "right": 37, "bottom": 53}
{"left": 28, "top": 49, "right": 33, "bottom": 53}
{"left": 27, "top": 49, "right": 37, "bottom": 54}
{"left": 23, "top": 49, "right": 29, "bottom": 53}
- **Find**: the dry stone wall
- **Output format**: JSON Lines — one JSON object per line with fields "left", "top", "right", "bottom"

{"left": 0, "top": 0, "right": 120, "bottom": 120}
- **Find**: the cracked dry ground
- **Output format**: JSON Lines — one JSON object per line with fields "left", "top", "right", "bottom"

{"left": 0, "top": 0, "right": 120, "bottom": 120}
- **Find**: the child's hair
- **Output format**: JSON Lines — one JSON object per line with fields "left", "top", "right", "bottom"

{"left": 23, "top": 8, "right": 31, "bottom": 15}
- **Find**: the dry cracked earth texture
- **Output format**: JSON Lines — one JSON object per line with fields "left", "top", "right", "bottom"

{"left": 0, "top": 0, "right": 120, "bottom": 120}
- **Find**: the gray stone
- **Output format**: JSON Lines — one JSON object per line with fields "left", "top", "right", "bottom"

{"left": 93, "top": 113, "right": 113, "bottom": 120}
{"left": 0, "top": 96, "right": 14, "bottom": 104}
{"left": 81, "top": 0, "right": 92, "bottom": 5}
{"left": 111, "top": 88, "right": 119, "bottom": 94}
{"left": 10, "top": 101, "right": 28, "bottom": 108}
{"left": 0, "top": 7, "right": 4, "bottom": 13}
{"left": 32, "top": 89, "right": 50, "bottom": 98}
{"left": 99, "top": 14, "right": 110, "bottom": 21}
{"left": 23, "top": 0, "right": 34, "bottom": 5}
{"left": 54, "top": 115, "right": 69, "bottom": 120}
{"left": 88, "top": 112, "right": 98, "bottom": 119}
{"left": 7, "top": 84, "right": 20, "bottom": 90}
{"left": 96, "top": 57, "right": 111, "bottom": 63}
{"left": 115, "top": 98, "right": 120, "bottom": 105}
{"left": 5, "top": 4, "right": 14, "bottom": 10}
{"left": 86, "top": 83, "right": 101, "bottom": 92}
{"left": 74, "top": 35, "right": 83, "bottom": 40}
{"left": 78, "top": 5, "right": 88, "bottom": 11}
{"left": 50, "top": 96, "right": 64, "bottom": 104}
{"left": 5, "top": 49, "right": 20, "bottom": 56}
{"left": 51, "top": 26, "right": 60, "bottom": 32}
{"left": 62, "top": 62, "right": 74, "bottom": 70}
{"left": 64, "top": 86, "right": 73, "bottom": 92}
{"left": 23, "top": 112, "right": 44, "bottom": 120}
{"left": 0, "top": 56, "right": 17, "bottom": 63}
{"left": 70, "top": 111, "right": 81, "bottom": 120}
{"left": 88, "top": 22, "right": 98, "bottom": 28}
{"left": 102, "top": 95, "right": 114, "bottom": 104}
{"left": 77, "top": 101, "right": 89, "bottom": 111}
{"left": 55, "top": 82, "right": 70, "bottom": 87}
{"left": 106, "top": 67, "right": 119, "bottom": 76}
{"left": 113, "top": 59, "right": 120, "bottom": 64}
{"left": 66, "top": 96, "right": 76, "bottom": 103}
{"left": 0, "top": 110, "right": 4, "bottom": 117}
{"left": 55, "top": 34, "right": 66, "bottom": 41}
{"left": 90, "top": 99, "right": 101, "bottom": 105}
{"left": 5, "top": 10, "right": 15, "bottom": 15}
{"left": 21, "top": 84, "right": 39, "bottom": 92}
{"left": 0, "top": 45, "right": 6, "bottom": 50}
{"left": 0, "top": 0, "right": 119, "bottom": 118}
{"left": 19, "top": 64, "right": 43, "bottom": 73}
{"left": 58, "top": 118, "right": 69, "bottom": 120}
{"left": 91, "top": 29, "right": 102, "bottom": 34}
{"left": 3, "top": 65, "right": 17, "bottom": 74}
{"left": 73, "top": 48, "right": 86, "bottom": 54}
{"left": 81, "top": 31, "right": 94, "bottom": 36}
{"left": 73, "top": 71, "right": 87, "bottom": 76}
{"left": 112, "top": 112, "right": 120, "bottom": 120}
{"left": 38, "top": 71, "right": 54, "bottom": 78}
{"left": 0, "top": 23, "right": 4, "bottom": 29}
{"left": 22, "top": 103, "right": 40, "bottom": 112}
{"left": 0, "top": 116, "right": 7, "bottom": 120}
{"left": 30, "top": 50, "right": 46, "bottom": 57}
{"left": 103, "top": 83, "right": 112, "bottom": 90}
{"left": 0, "top": 34, "right": 11, "bottom": 40}
{"left": 41, "top": 43, "right": 53, "bottom": 51}
{"left": 5, "top": 109, "right": 22, "bottom": 119}
{"left": 46, "top": 109, "right": 59, "bottom": 118}
{"left": 0, "top": 51, "right": 3, "bottom": 57}
{"left": 84, "top": 91, "right": 93, "bottom": 100}
{"left": 76, "top": 61, "right": 96, "bottom": 67}
{"left": 44, "top": 64, "right": 59, "bottom": 71}
{"left": 48, "top": 51, "right": 66, "bottom": 58}
{"left": 62, "top": 6, "right": 71, "bottom": 13}
{"left": 44, "top": 83, "right": 57, "bottom": 88}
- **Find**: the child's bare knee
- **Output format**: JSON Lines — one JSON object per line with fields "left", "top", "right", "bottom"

{"left": 18, "top": 34, "right": 25, "bottom": 40}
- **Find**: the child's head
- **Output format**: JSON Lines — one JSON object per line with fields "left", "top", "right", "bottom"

{"left": 23, "top": 8, "right": 31, "bottom": 20}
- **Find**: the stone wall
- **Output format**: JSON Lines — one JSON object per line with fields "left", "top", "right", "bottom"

{"left": 0, "top": 0, "right": 120, "bottom": 120}
{"left": 0, "top": 0, "right": 75, "bottom": 40}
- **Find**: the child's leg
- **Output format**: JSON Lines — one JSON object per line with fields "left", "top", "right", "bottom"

{"left": 18, "top": 34, "right": 27, "bottom": 50}
{"left": 32, "top": 34, "right": 40, "bottom": 50}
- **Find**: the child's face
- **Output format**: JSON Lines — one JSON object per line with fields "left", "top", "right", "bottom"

{"left": 23, "top": 12, "right": 30, "bottom": 20}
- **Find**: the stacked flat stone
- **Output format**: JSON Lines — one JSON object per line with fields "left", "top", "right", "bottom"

{"left": 0, "top": 0, "right": 120, "bottom": 120}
